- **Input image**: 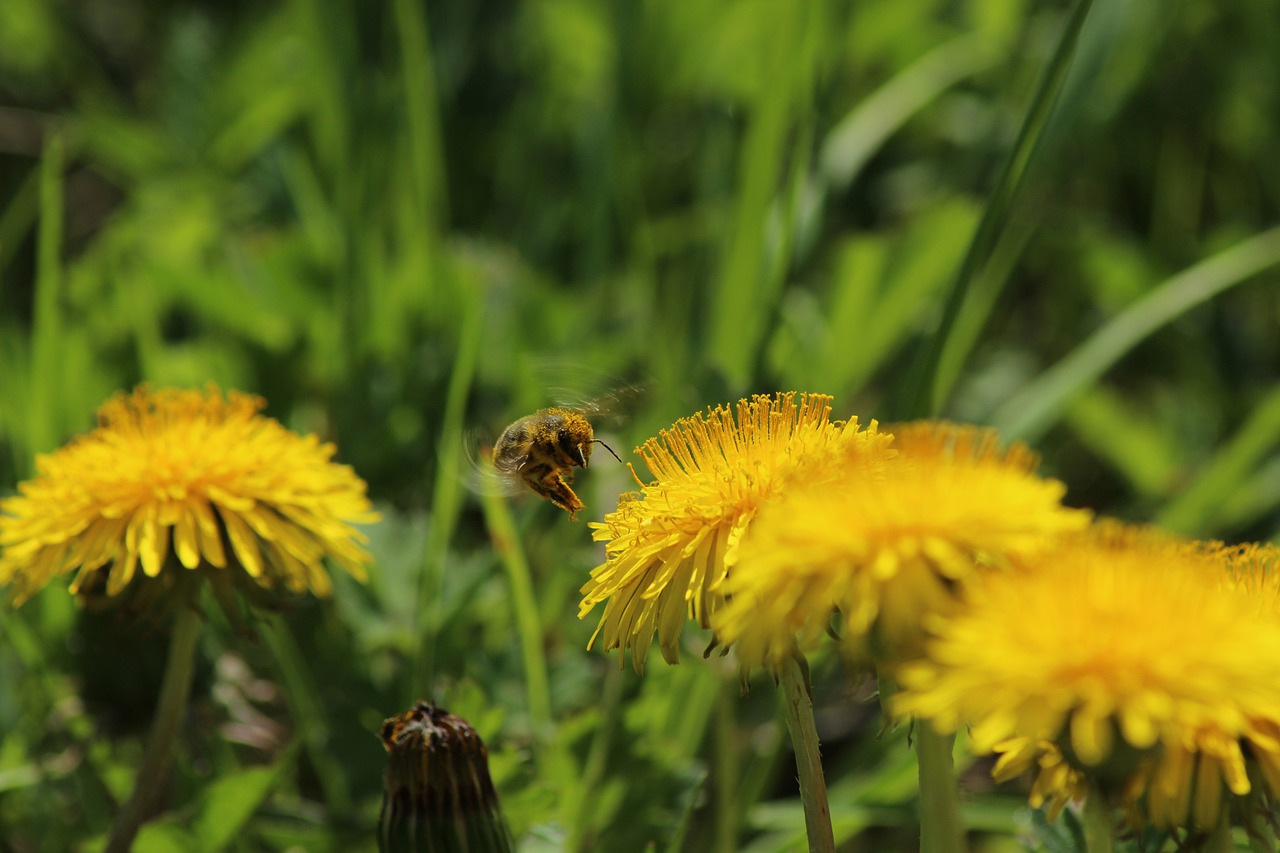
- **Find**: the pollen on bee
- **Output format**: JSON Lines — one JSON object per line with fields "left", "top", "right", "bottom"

{"left": 489, "top": 407, "right": 622, "bottom": 520}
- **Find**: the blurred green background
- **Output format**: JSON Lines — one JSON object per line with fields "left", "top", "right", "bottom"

{"left": 1, "top": 0, "right": 1278, "bottom": 850}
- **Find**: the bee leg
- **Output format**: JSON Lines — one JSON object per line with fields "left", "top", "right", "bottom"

{"left": 526, "top": 466, "right": 585, "bottom": 519}
{"left": 543, "top": 477, "right": 585, "bottom": 519}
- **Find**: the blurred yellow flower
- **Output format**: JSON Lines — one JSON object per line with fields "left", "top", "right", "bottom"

{"left": 714, "top": 422, "right": 1090, "bottom": 669}
{"left": 1218, "top": 540, "right": 1280, "bottom": 603}
{"left": 0, "top": 386, "right": 378, "bottom": 605}
{"left": 894, "top": 523, "right": 1280, "bottom": 830}
{"left": 991, "top": 738, "right": 1086, "bottom": 822}
{"left": 578, "top": 392, "right": 892, "bottom": 672}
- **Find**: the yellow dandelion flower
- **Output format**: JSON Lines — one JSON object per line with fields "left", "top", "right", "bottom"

{"left": 713, "top": 422, "right": 1090, "bottom": 669}
{"left": 578, "top": 392, "right": 893, "bottom": 672}
{"left": 894, "top": 524, "right": 1280, "bottom": 829}
{"left": 991, "top": 737, "right": 1087, "bottom": 822}
{"left": 1218, "top": 540, "right": 1280, "bottom": 602}
{"left": 0, "top": 385, "right": 378, "bottom": 606}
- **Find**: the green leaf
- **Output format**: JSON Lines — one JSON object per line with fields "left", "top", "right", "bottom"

{"left": 1157, "top": 384, "right": 1280, "bottom": 536}
{"left": 1031, "top": 807, "right": 1085, "bottom": 853}
{"left": 818, "top": 33, "right": 997, "bottom": 192}
{"left": 193, "top": 756, "right": 294, "bottom": 852}
{"left": 908, "top": 0, "right": 1097, "bottom": 419}
{"left": 130, "top": 819, "right": 197, "bottom": 853}
{"left": 993, "top": 226, "right": 1280, "bottom": 442}
{"left": 1065, "top": 387, "right": 1183, "bottom": 498}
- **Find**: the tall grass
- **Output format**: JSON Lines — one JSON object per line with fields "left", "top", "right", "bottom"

{"left": 0, "top": 0, "right": 1278, "bottom": 850}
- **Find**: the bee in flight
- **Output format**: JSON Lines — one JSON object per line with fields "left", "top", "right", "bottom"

{"left": 491, "top": 407, "right": 624, "bottom": 520}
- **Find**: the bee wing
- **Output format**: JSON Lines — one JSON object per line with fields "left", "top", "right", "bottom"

{"left": 554, "top": 381, "right": 650, "bottom": 429}
{"left": 452, "top": 427, "right": 527, "bottom": 497}
{"left": 523, "top": 356, "right": 651, "bottom": 429}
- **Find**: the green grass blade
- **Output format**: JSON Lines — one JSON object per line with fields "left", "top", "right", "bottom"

{"left": 477, "top": 481, "right": 553, "bottom": 753}
{"left": 566, "top": 666, "right": 625, "bottom": 853}
{"left": 387, "top": 0, "right": 447, "bottom": 356}
{"left": 709, "top": 4, "right": 809, "bottom": 388}
{"left": 194, "top": 750, "right": 297, "bottom": 852}
{"left": 260, "top": 618, "right": 352, "bottom": 817}
{"left": 29, "top": 132, "right": 66, "bottom": 458}
{"left": 818, "top": 33, "right": 996, "bottom": 192}
{"left": 393, "top": 0, "right": 446, "bottom": 231}
{"left": 1156, "top": 384, "right": 1280, "bottom": 536}
{"left": 0, "top": 167, "right": 40, "bottom": 284}
{"left": 1064, "top": 387, "right": 1182, "bottom": 498}
{"left": 902, "top": 0, "right": 1095, "bottom": 419}
{"left": 993, "top": 225, "right": 1280, "bottom": 442}
{"left": 413, "top": 283, "right": 483, "bottom": 696}
{"left": 930, "top": 210, "right": 1038, "bottom": 415}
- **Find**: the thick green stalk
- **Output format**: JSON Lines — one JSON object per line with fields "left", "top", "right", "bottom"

{"left": 1248, "top": 822, "right": 1278, "bottom": 853}
{"left": 777, "top": 655, "right": 835, "bottom": 853}
{"left": 1204, "top": 814, "right": 1234, "bottom": 853}
{"left": 1244, "top": 806, "right": 1279, "bottom": 853}
{"left": 104, "top": 603, "right": 203, "bottom": 853}
{"left": 1081, "top": 788, "right": 1114, "bottom": 853}
{"left": 478, "top": 485, "right": 553, "bottom": 744}
{"left": 714, "top": 684, "right": 741, "bottom": 853}
{"left": 916, "top": 726, "right": 967, "bottom": 853}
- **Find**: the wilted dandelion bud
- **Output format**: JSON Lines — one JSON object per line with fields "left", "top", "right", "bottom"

{"left": 378, "top": 702, "right": 514, "bottom": 853}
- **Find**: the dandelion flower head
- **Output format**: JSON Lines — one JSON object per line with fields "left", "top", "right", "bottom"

{"left": 713, "top": 422, "right": 1090, "bottom": 669}
{"left": 578, "top": 392, "right": 892, "bottom": 672}
{"left": 990, "top": 737, "right": 1087, "bottom": 822}
{"left": 0, "top": 385, "right": 378, "bottom": 606}
{"left": 1218, "top": 540, "right": 1280, "bottom": 604}
{"left": 895, "top": 523, "right": 1280, "bottom": 829}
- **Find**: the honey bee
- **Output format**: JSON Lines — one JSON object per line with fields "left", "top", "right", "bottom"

{"left": 491, "top": 407, "right": 623, "bottom": 519}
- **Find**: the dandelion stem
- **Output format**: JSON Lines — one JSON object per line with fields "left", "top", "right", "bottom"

{"left": 1244, "top": 809, "right": 1278, "bottom": 853}
{"left": 1081, "top": 786, "right": 1114, "bottom": 853}
{"left": 1248, "top": 825, "right": 1277, "bottom": 853}
{"left": 916, "top": 726, "right": 967, "bottom": 853}
{"left": 714, "top": 684, "right": 741, "bottom": 853}
{"left": 479, "top": 486, "right": 553, "bottom": 747}
{"left": 777, "top": 654, "right": 836, "bottom": 853}
{"left": 1206, "top": 814, "right": 1233, "bottom": 853}
{"left": 105, "top": 600, "right": 202, "bottom": 853}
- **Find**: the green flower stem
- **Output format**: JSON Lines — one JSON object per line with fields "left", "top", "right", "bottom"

{"left": 1249, "top": 824, "right": 1278, "bottom": 853}
{"left": 567, "top": 665, "right": 624, "bottom": 853}
{"left": 1081, "top": 786, "right": 1114, "bottom": 853}
{"left": 262, "top": 617, "right": 352, "bottom": 814}
{"left": 105, "top": 602, "right": 203, "bottom": 853}
{"left": 777, "top": 655, "right": 836, "bottom": 853}
{"left": 1245, "top": 808, "right": 1279, "bottom": 853}
{"left": 714, "top": 684, "right": 741, "bottom": 853}
{"left": 1206, "top": 814, "right": 1233, "bottom": 853}
{"left": 479, "top": 486, "right": 553, "bottom": 746}
{"left": 916, "top": 726, "right": 967, "bottom": 853}
{"left": 412, "top": 285, "right": 482, "bottom": 695}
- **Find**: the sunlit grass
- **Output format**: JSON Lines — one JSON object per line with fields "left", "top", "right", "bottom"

{"left": 1, "top": 0, "right": 1279, "bottom": 850}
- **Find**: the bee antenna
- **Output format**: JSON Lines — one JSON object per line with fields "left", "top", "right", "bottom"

{"left": 593, "top": 438, "right": 624, "bottom": 463}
